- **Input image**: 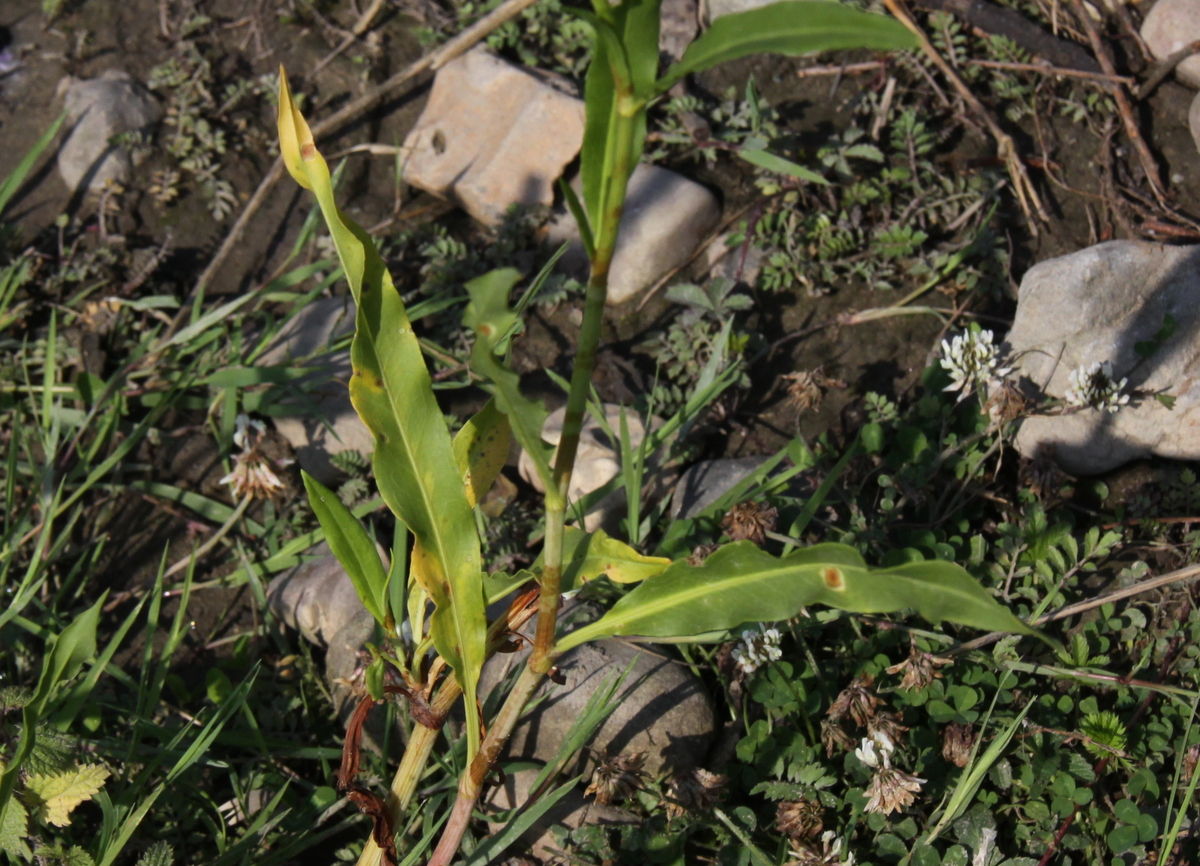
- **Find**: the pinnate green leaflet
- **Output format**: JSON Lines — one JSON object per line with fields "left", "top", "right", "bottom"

{"left": 557, "top": 542, "right": 1040, "bottom": 651}
{"left": 656, "top": 1, "right": 918, "bottom": 92}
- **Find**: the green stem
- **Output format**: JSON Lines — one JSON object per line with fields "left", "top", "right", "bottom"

{"left": 427, "top": 92, "right": 645, "bottom": 865}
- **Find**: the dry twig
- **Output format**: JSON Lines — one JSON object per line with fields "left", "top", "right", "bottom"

{"left": 1067, "top": 0, "right": 1167, "bottom": 206}
{"left": 882, "top": 0, "right": 1050, "bottom": 232}
{"left": 1138, "top": 38, "right": 1200, "bottom": 100}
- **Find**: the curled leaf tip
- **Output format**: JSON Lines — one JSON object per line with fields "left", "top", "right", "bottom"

{"left": 277, "top": 65, "right": 315, "bottom": 190}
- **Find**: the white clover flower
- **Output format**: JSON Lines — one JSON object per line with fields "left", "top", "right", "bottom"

{"left": 854, "top": 731, "right": 894, "bottom": 769}
{"left": 731, "top": 625, "right": 783, "bottom": 675}
{"left": 1064, "top": 361, "right": 1130, "bottom": 414}
{"left": 939, "top": 329, "right": 1011, "bottom": 401}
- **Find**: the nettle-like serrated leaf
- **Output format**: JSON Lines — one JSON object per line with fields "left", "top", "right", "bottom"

{"left": 279, "top": 68, "right": 486, "bottom": 759}
{"left": 135, "top": 841, "right": 174, "bottom": 866}
{"left": 25, "top": 765, "right": 110, "bottom": 827}
{"left": 453, "top": 399, "right": 512, "bottom": 508}
{"left": 62, "top": 845, "right": 96, "bottom": 866}
{"left": 557, "top": 541, "right": 1041, "bottom": 652}
{"left": 0, "top": 686, "right": 33, "bottom": 715}
{"left": 463, "top": 270, "right": 557, "bottom": 500}
{"left": 26, "top": 725, "right": 76, "bottom": 776}
{"left": 0, "top": 793, "right": 32, "bottom": 861}
{"left": 657, "top": 0, "right": 917, "bottom": 92}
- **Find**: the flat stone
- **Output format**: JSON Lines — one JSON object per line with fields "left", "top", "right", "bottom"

{"left": 1190, "top": 90, "right": 1200, "bottom": 157}
{"left": 481, "top": 600, "right": 716, "bottom": 856}
{"left": 518, "top": 404, "right": 649, "bottom": 531}
{"left": 1005, "top": 240, "right": 1200, "bottom": 475}
{"left": 401, "top": 48, "right": 586, "bottom": 226}
{"left": 702, "top": 0, "right": 776, "bottom": 21}
{"left": 548, "top": 164, "right": 722, "bottom": 306}
{"left": 661, "top": 0, "right": 700, "bottom": 59}
{"left": 672, "top": 456, "right": 771, "bottom": 519}
{"left": 257, "top": 297, "right": 371, "bottom": 486}
{"left": 1142, "top": 0, "right": 1200, "bottom": 88}
{"left": 58, "top": 70, "right": 161, "bottom": 196}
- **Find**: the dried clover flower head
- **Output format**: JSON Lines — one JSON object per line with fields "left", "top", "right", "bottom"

{"left": 783, "top": 367, "right": 845, "bottom": 413}
{"left": 868, "top": 711, "right": 909, "bottom": 746}
{"left": 731, "top": 624, "right": 784, "bottom": 675}
{"left": 864, "top": 766, "right": 924, "bottom": 815}
{"left": 885, "top": 645, "right": 953, "bottom": 692}
{"left": 940, "top": 328, "right": 1011, "bottom": 401}
{"left": 776, "top": 798, "right": 824, "bottom": 841}
{"left": 941, "top": 722, "right": 976, "bottom": 768}
{"left": 220, "top": 414, "right": 292, "bottom": 500}
{"left": 1064, "top": 360, "right": 1129, "bottom": 413}
{"left": 585, "top": 750, "right": 646, "bottom": 805}
{"left": 827, "top": 674, "right": 880, "bottom": 728}
{"left": 821, "top": 717, "right": 855, "bottom": 758}
{"left": 665, "top": 768, "right": 727, "bottom": 817}
{"left": 687, "top": 542, "right": 720, "bottom": 567}
{"left": 787, "top": 830, "right": 854, "bottom": 866}
{"left": 984, "top": 378, "right": 1027, "bottom": 425}
{"left": 722, "top": 500, "right": 778, "bottom": 546}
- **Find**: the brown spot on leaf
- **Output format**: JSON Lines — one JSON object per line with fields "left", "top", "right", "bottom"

{"left": 822, "top": 567, "right": 845, "bottom": 590}
{"left": 300, "top": 143, "right": 316, "bottom": 161}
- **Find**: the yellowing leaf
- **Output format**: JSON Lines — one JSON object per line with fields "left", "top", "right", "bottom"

{"left": 26, "top": 764, "right": 110, "bottom": 827}
{"left": 557, "top": 527, "right": 670, "bottom": 588}
{"left": 453, "top": 399, "right": 512, "bottom": 508}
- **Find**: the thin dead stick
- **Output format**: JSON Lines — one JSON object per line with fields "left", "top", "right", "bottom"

{"left": 171, "top": 0, "right": 543, "bottom": 339}
{"left": 796, "top": 61, "right": 887, "bottom": 78}
{"left": 946, "top": 562, "right": 1200, "bottom": 657}
{"left": 965, "top": 57, "right": 1133, "bottom": 85}
{"left": 882, "top": 0, "right": 1050, "bottom": 232}
{"left": 310, "top": 0, "right": 387, "bottom": 76}
{"left": 1138, "top": 38, "right": 1200, "bottom": 100}
{"left": 1066, "top": 0, "right": 1167, "bottom": 206}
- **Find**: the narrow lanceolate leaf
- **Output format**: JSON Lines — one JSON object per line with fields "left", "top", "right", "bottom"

{"left": 302, "top": 471, "right": 389, "bottom": 627}
{"left": 463, "top": 270, "right": 559, "bottom": 504}
{"left": 278, "top": 68, "right": 486, "bottom": 760}
{"left": 550, "top": 527, "right": 670, "bottom": 590}
{"left": 656, "top": 1, "right": 918, "bottom": 93}
{"left": 25, "top": 764, "right": 110, "bottom": 827}
{"left": 453, "top": 399, "right": 512, "bottom": 508}
{"left": 557, "top": 542, "right": 1040, "bottom": 652}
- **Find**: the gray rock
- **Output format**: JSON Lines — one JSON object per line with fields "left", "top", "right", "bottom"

{"left": 258, "top": 297, "right": 371, "bottom": 486}
{"left": 518, "top": 404, "right": 650, "bottom": 532}
{"left": 481, "top": 600, "right": 716, "bottom": 856}
{"left": 58, "top": 70, "right": 161, "bottom": 196}
{"left": 548, "top": 164, "right": 722, "bottom": 306}
{"left": 1142, "top": 0, "right": 1200, "bottom": 89}
{"left": 1190, "top": 90, "right": 1200, "bottom": 157}
{"left": 1005, "top": 240, "right": 1200, "bottom": 475}
{"left": 267, "top": 546, "right": 375, "bottom": 720}
{"left": 661, "top": 0, "right": 700, "bottom": 59}
{"left": 672, "top": 456, "right": 771, "bottom": 519}
{"left": 401, "top": 48, "right": 586, "bottom": 226}
{"left": 702, "top": 0, "right": 776, "bottom": 22}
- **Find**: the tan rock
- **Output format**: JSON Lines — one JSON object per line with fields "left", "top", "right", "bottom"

{"left": 1142, "top": 0, "right": 1200, "bottom": 88}
{"left": 401, "top": 48, "right": 586, "bottom": 226}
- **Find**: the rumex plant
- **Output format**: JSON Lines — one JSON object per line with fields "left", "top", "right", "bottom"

{"left": 276, "top": 3, "right": 1043, "bottom": 863}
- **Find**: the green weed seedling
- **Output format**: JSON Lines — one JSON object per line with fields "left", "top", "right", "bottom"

{"left": 277, "top": 3, "right": 1048, "bottom": 863}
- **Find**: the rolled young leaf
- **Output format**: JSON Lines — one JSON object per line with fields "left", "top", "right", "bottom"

{"left": 556, "top": 541, "right": 1042, "bottom": 652}
{"left": 545, "top": 527, "right": 671, "bottom": 590}
{"left": 278, "top": 68, "right": 487, "bottom": 760}
{"left": 303, "top": 471, "right": 390, "bottom": 628}
{"left": 656, "top": 1, "right": 918, "bottom": 93}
